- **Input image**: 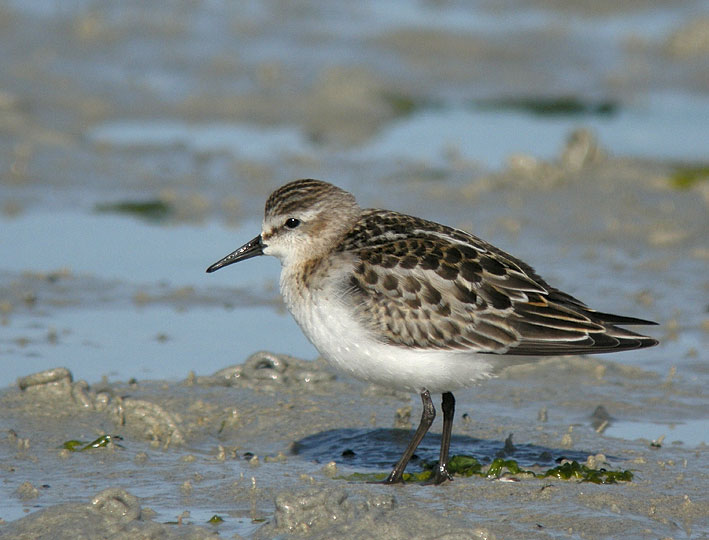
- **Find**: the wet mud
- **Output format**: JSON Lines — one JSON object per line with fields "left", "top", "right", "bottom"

{"left": 1, "top": 1, "right": 708, "bottom": 538}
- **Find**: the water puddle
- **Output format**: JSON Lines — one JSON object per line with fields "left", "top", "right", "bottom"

{"left": 1, "top": 304, "right": 316, "bottom": 387}
{"left": 1, "top": 212, "right": 269, "bottom": 288}
{"left": 85, "top": 92, "right": 709, "bottom": 171}
{"left": 604, "top": 418, "right": 709, "bottom": 447}
{"left": 88, "top": 122, "right": 312, "bottom": 160}
{"left": 354, "top": 94, "right": 709, "bottom": 168}
{"left": 0, "top": 211, "right": 317, "bottom": 387}
{"left": 292, "top": 428, "right": 593, "bottom": 471}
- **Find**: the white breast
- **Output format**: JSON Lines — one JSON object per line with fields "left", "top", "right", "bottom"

{"left": 279, "top": 267, "right": 497, "bottom": 393}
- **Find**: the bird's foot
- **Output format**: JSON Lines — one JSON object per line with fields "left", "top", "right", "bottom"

{"left": 426, "top": 466, "right": 453, "bottom": 485}
{"left": 380, "top": 470, "right": 404, "bottom": 485}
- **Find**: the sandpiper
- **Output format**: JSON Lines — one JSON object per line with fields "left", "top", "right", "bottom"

{"left": 207, "top": 179, "right": 658, "bottom": 484}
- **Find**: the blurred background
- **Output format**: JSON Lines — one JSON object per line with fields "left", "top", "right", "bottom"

{"left": 1, "top": 2, "right": 708, "bottom": 536}
{"left": 1, "top": 0, "right": 707, "bottom": 385}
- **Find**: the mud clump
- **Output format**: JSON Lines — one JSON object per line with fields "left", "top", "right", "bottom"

{"left": 0, "top": 488, "right": 218, "bottom": 540}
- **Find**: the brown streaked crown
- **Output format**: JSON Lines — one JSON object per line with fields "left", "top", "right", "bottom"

{"left": 264, "top": 179, "right": 357, "bottom": 220}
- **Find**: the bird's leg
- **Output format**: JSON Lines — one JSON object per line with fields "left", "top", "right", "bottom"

{"left": 385, "top": 388, "right": 436, "bottom": 484}
{"left": 431, "top": 392, "right": 455, "bottom": 484}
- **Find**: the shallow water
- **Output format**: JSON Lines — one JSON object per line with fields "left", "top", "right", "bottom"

{"left": 1, "top": 212, "right": 317, "bottom": 386}
{"left": 87, "top": 92, "right": 709, "bottom": 170}
{"left": 603, "top": 418, "right": 708, "bottom": 447}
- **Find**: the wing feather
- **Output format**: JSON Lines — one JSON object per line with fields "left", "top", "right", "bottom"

{"left": 338, "top": 209, "right": 658, "bottom": 355}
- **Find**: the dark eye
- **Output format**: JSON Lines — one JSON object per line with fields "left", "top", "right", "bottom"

{"left": 284, "top": 218, "right": 301, "bottom": 229}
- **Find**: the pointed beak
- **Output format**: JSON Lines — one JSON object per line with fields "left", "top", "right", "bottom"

{"left": 206, "top": 235, "right": 264, "bottom": 273}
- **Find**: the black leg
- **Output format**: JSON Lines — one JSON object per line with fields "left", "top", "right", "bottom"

{"left": 431, "top": 392, "right": 455, "bottom": 484}
{"left": 385, "top": 388, "right": 435, "bottom": 484}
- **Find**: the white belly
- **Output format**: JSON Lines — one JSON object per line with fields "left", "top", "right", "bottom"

{"left": 282, "top": 276, "right": 496, "bottom": 393}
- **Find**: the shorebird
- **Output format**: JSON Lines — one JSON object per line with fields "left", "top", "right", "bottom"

{"left": 207, "top": 179, "right": 658, "bottom": 484}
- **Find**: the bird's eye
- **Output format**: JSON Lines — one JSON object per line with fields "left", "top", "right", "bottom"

{"left": 284, "top": 218, "right": 301, "bottom": 229}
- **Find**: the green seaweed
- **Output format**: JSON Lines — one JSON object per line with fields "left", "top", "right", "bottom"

{"left": 448, "top": 454, "right": 483, "bottom": 476}
{"left": 95, "top": 200, "right": 173, "bottom": 222}
{"left": 485, "top": 457, "right": 530, "bottom": 478}
{"left": 62, "top": 434, "right": 123, "bottom": 451}
{"left": 380, "top": 92, "right": 430, "bottom": 118}
{"left": 341, "top": 455, "right": 632, "bottom": 484}
{"left": 419, "top": 454, "right": 483, "bottom": 477}
{"left": 62, "top": 440, "right": 85, "bottom": 451}
{"left": 474, "top": 96, "right": 618, "bottom": 117}
{"left": 207, "top": 515, "right": 224, "bottom": 524}
{"left": 669, "top": 165, "right": 709, "bottom": 189}
{"left": 542, "top": 461, "right": 633, "bottom": 484}
{"left": 342, "top": 470, "right": 433, "bottom": 483}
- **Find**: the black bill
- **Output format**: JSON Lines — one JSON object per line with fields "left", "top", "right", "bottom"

{"left": 206, "top": 235, "right": 264, "bottom": 273}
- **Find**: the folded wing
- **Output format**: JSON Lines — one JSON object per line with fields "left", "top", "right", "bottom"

{"left": 340, "top": 210, "right": 658, "bottom": 356}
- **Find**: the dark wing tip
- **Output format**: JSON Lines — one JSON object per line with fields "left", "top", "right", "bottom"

{"left": 592, "top": 311, "right": 658, "bottom": 326}
{"left": 503, "top": 301, "right": 659, "bottom": 356}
